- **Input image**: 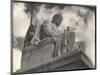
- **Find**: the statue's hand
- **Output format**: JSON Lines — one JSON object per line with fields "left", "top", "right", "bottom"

{"left": 30, "top": 37, "right": 40, "bottom": 45}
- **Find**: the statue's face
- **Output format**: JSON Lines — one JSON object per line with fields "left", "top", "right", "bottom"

{"left": 53, "top": 17, "right": 63, "bottom": 27}
{"left": 56, "top": 17, "right": 62, "bottom": 26}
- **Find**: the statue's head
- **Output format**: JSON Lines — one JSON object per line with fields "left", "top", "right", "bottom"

{"left": 52, "top": 13, "right": 63, "bottom": 27}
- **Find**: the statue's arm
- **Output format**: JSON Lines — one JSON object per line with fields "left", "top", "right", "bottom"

{"left": 31, "top": 19, "right": 42, "bottom": 44}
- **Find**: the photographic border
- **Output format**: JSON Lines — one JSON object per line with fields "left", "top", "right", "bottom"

{"left": 10, "top": 0, "right": 97, "bottom": 74}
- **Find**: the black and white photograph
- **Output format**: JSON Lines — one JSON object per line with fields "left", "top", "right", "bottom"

{"left": 12, "top": 0, "right": 96, "bottom": 74}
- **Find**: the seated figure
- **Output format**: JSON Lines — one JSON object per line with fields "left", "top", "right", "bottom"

{"left": 22, "top": 13, "right": 63, "bottom": 58}
{"left": 35, "top": 13, "right": 63, "bottom": 57}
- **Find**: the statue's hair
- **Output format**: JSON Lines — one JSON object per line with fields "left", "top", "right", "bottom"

{"left": 52, "top": 13, "right": 63, "bottom": 21}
